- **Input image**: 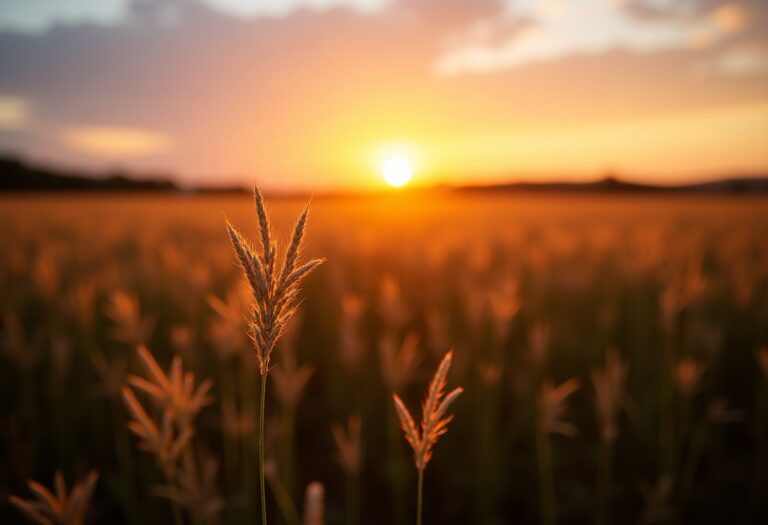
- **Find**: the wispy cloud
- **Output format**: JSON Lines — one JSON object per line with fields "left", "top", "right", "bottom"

{"left": 60, "top": 125, "right": 171, "bottom": 157}
{"left": 434, "top": 0, "right": 756, "bottom": 75}
{"left": 0, "top": 95, "right": 30, "bottom": 129}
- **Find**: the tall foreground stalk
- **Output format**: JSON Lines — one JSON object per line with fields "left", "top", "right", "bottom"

{"left": 227, "top": 185, "right": 324, "bottom": 524}
{"left": 393, "top": 351, "right": 463, "bottom": 525}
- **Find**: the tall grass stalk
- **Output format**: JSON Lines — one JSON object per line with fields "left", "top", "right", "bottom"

{"left": 227, "top": 185, "right": 324, "bottom": 524}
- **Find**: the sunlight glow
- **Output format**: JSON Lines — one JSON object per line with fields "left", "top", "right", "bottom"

{"left": 380, "top": 156, "right": 413, "bottom": 187}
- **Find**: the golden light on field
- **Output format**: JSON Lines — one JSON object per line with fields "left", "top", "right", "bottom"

{"left": 380, "top": 155, "right": 413, "bottom": 187}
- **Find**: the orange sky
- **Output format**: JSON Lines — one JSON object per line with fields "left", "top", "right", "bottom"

{"left": 0, "top": 0, "right": 767, "bottom": 190}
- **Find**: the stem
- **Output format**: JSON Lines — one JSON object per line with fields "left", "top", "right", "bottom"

{"left": 416, "top": 468, "right": 424, "bottom": 525}
{"left": 536, "top": 429, "right": 555, "bottom": 525}
{"left": 259, "top": 373, "right": 268, "bottom": 525}
{"left": 596, "top": 440, "right": 614, "bottom": 525}
{"left": 677, "top": 420, "right": 709, "bottom": 523}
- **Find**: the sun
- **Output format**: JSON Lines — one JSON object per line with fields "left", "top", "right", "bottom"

{"left": 380, "top": 155, "right": 413, "bottom": 187}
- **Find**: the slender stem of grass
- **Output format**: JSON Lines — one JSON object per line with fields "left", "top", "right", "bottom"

{"left": 416, "top": 468, "right": 424, "bottom": 525}
{"left": 259, "top": 373, "right": 268, "bottom": 525}
{"left": 676, "top": 419, "right": 709, "bottom": 524}
{"left": 536, "top": 429, "right": 555, "bottom": 525}
{"left": 596, "top": 440, "right": 614, "bottom": 525}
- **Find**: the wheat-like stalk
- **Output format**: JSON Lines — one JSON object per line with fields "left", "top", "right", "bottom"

{"left": 392, "top": 350, "right": 463, "bottom": 525}
{"left": 227, "top": 184, "right": 324, "bottom": 525}
{"left": 226, "top": 185, "right": 324, "bottom": 377}
{"left": 379, "top": 331, "right": 421, "bottom": 391}
{"left": 9, "top": 470, "right": 99, "bottom": 525}
{"left": 122, "top": 344, "right": 214, "bottom": 523}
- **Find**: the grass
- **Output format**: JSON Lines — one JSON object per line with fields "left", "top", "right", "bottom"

{"left": 392, "top": 350, "right": 463, "bottom": 525}
{"left": 226, "top": 186, "right": 324, "bottom": 524}
{"left": 1, "top": 192, "right": 767, "bottom": 523}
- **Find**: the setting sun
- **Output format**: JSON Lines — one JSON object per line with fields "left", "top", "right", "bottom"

{"left": 381, "top": 155, "right": 413, "bottom": 187}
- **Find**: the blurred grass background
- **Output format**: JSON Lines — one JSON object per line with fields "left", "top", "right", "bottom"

{"left": 1, "top": 193, "right": 767, "bottom": 524}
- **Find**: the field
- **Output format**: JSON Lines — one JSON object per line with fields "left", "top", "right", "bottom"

{"left": 1, "top": 193, "right": 767, "bottom": 524}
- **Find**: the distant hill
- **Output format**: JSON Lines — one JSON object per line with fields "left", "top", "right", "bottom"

{"left": 1, "top": 155, "right": 767, "bottom": 195}
{"left": 457, "top": 175, "right": 768, "bottom": 194}
{"left": 0, "top": 156, "right": 181, "bottom": 192}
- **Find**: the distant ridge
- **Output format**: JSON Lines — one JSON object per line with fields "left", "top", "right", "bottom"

{"left": 1, "top": 155, "right": 767, "bottom": 195}
{"left": 457, "top": 175, "right": 768, "bottom": 194}
{"left": 0, "top": 156, "right": 179, "bottom": 192}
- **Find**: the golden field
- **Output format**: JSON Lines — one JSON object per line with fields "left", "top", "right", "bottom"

{"left": 1, "top": 193, "right": 767, "bottom": 524}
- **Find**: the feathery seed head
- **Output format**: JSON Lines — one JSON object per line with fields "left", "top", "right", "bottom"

{"left": 10, "top": 470, "right": 99, "bottom": 525}
{"left": 331, "top": 415, "right": 363, "bottom": 476}
{"left": 591, "top": 348, "right": 629, "bottom": 443}
{"left": 392, "top": 350, "right": 463, "bottom": 471}
{"left": 538, "top": 377, "right": 581, "bottom": 438}
{"left": 227, "top": 186, "right": 324, "bottom": 375}
{"left": 674, "top": 358, "right": 705, "bottom": 398}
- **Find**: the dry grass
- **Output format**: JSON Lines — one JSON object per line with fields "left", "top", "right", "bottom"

{"left": 393, "top": 350, "right": 463, "bottom": 525}
{"left": 226, "top": 186, "right": 324, "bottom": 377}
{"left": 226, "top": 185, "right": 324, "bottom": 524}
{"left": 121, "top": 344, "right": 215, "bottom": 522}
{"left": 392, "top": 350, "right": 463, "bottom": 472}
{"left": 9, "top": 470, "right": 99, "bottom": 525}
{"left": 2, "top": 193, "right": 768, "bottom": 523}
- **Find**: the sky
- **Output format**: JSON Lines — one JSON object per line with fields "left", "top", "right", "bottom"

{"left": 0, "top": 0, "right": 767, "bottom": 190}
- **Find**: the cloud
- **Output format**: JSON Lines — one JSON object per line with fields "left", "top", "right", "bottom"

{"left": 435, "top": 0, "right": 694, "bottom": 75}
{"left": 0, "top": 95, "right": 30, "bottom": 129}
{"left": 0, "top": 0, "right": 130, "bottom": 32}
{"left": 60, "top": 125, "right": 171, "bottom": 157}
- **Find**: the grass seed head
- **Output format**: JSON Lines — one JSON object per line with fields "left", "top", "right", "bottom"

{"left": 227, "top": 185, "right": 325, "bottom": 375}
{"left": 393, "top": 350, "right": 463, "bottom": 471}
